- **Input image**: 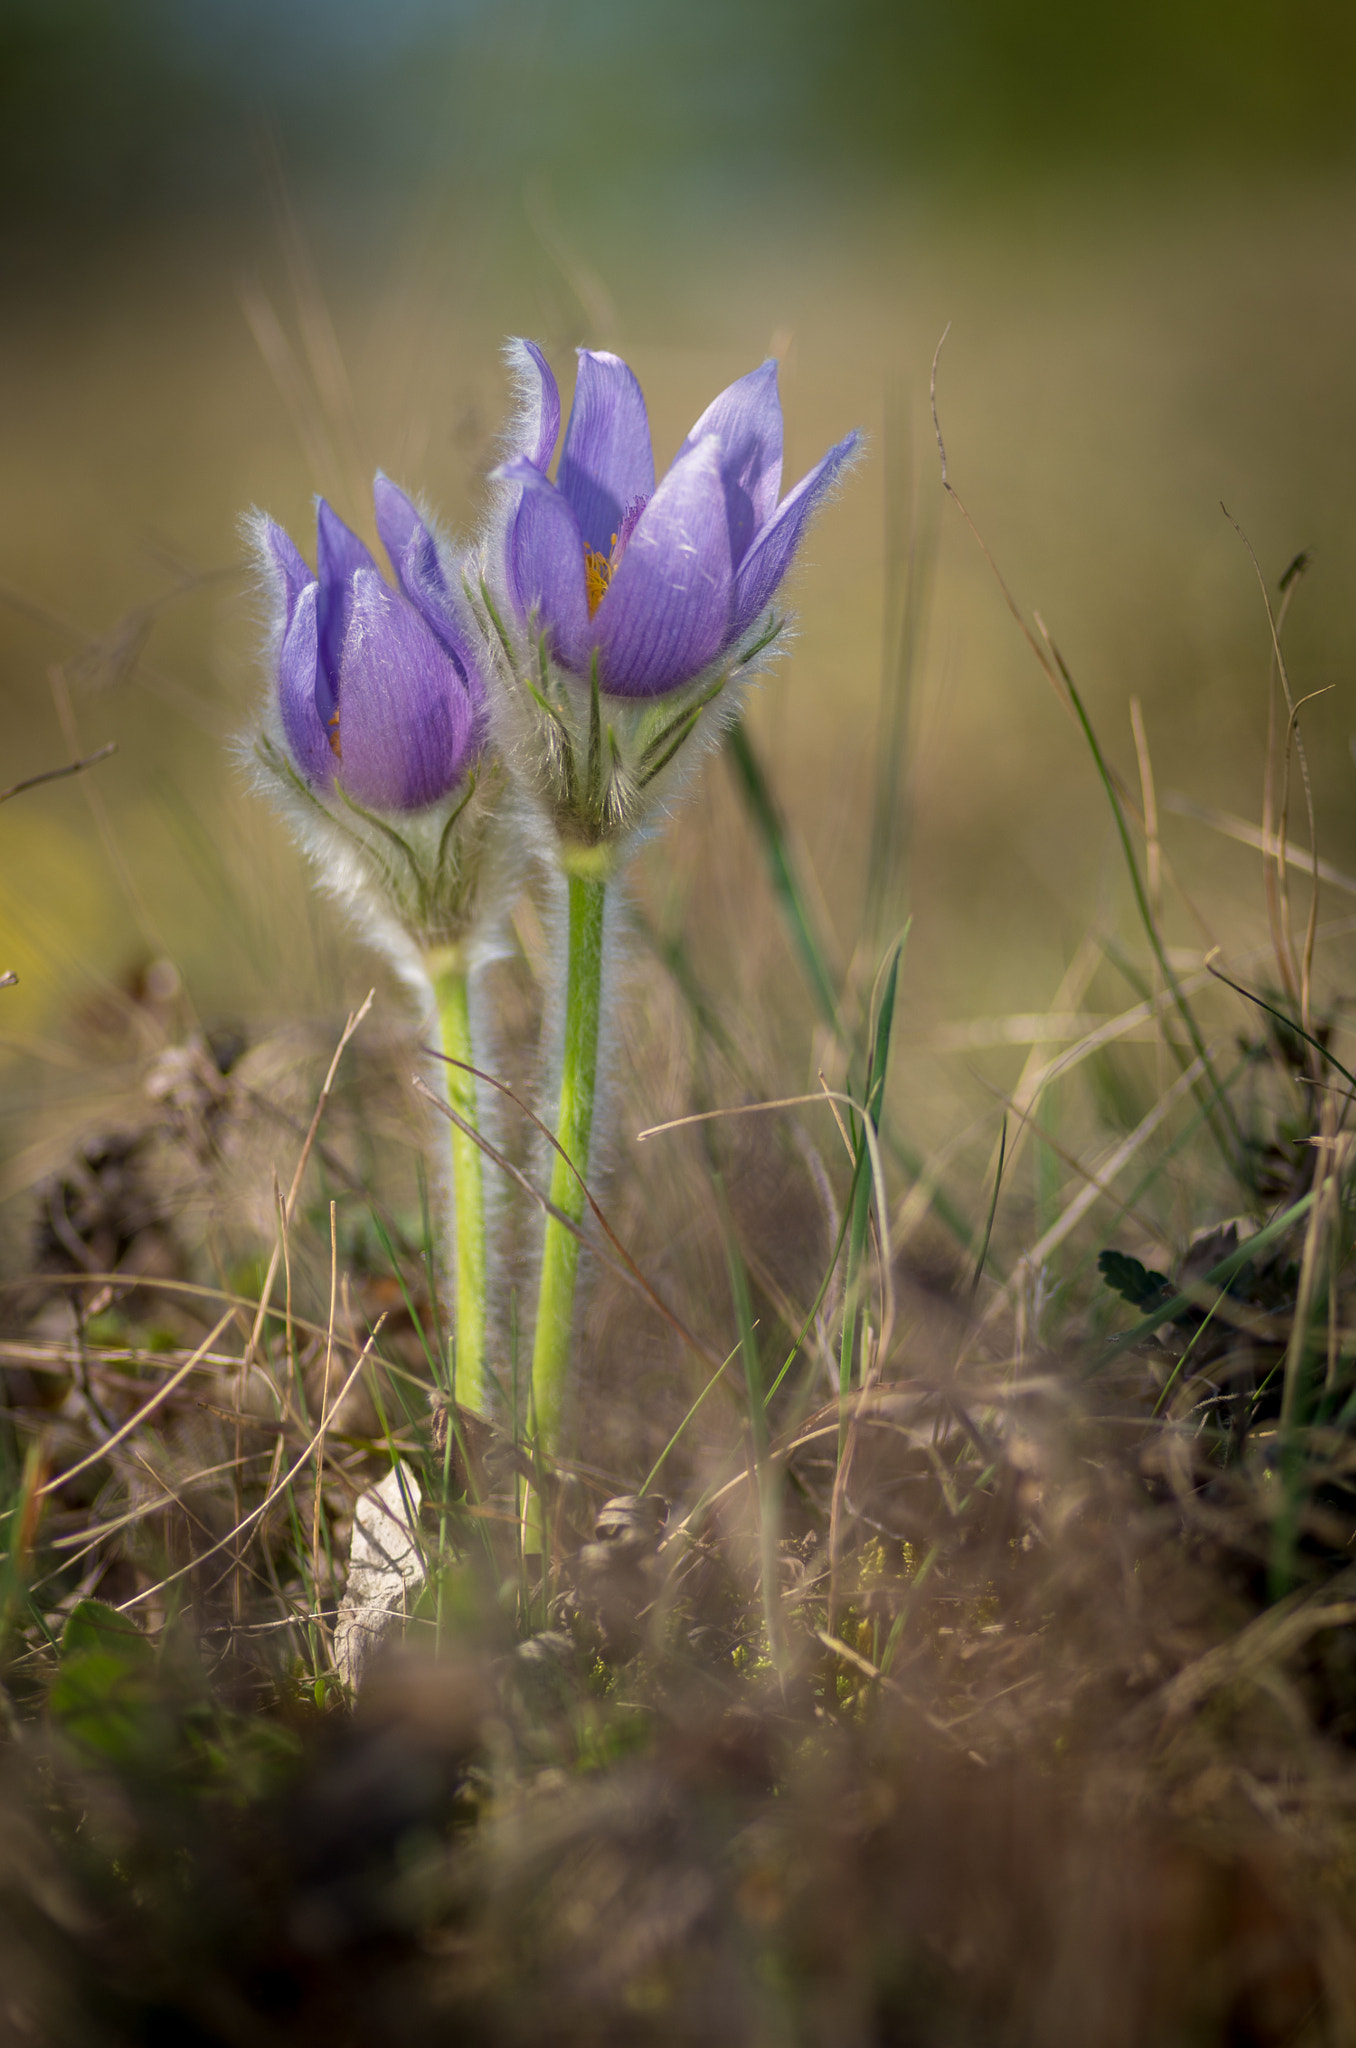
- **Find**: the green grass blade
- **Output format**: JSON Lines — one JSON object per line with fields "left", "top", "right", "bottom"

{"left": 714, "top": 1173, "right": 784, "bottom": 1676}
{"left": 839, "top": 943, "right": 902, "bottom": 1454}
{"left": 726, "top": 719, "right": 841, "bottom": 1031}
{"left": 1050, "top": 640, "right": 1244, "bottom": 1176}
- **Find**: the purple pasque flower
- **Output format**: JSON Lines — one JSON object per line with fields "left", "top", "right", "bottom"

{"left": 493, "top": 342, "right": 859, "bottom": 701}
{"left": 258, "top": 479, "right": 485, "bottom": 814}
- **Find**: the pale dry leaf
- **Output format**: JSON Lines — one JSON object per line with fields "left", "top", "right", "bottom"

{"left": 333, "top": 1461, "right": 425, "bottom": 1693}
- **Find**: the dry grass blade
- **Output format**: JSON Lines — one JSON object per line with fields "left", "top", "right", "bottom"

{"left": 1223, "top": 506, "right": 1321, "bottom": 1034}
{"left": 955, "top": 932, "right": 1104, "bottom": 1235}
{"left": 35, "top": 1308, "right": 236, "bottom": 1499}
{"left": 1288, "top": 684, "right": 1335, "bottom": 1042}
{"left": 1154, "top": 1593, "right": 1356, "bottom": 1723}
{"left": 971, "top": 1067, "right": 1167, "bottom": 1243}
{"left": 1161, "top": 789, "right": 1356, "bottom": 897}
{"left": 312, "top": 1200, "right": 338, "bottom": 1587}
{"left": 639, "top": 1082, "right": 896, "bottom": 1366}
{"left": 973, "top": 1049, "right": 1215, "bottom": 1338}
{"left": 112, "top": 1316, "right": 387, "bottom": 1617}
{"left": 245, "top": 989, "right": 374, "bottom": 1364}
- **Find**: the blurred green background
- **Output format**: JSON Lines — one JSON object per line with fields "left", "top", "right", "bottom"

{"left": 5, "top": 0, "right": 1356, "bottom": 1225}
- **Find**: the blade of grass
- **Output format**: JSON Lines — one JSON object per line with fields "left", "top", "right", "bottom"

{"left": 712, "top": 1172, "right": 784, "bottom": 1675}
{"left": 966, "top": 1117, "right": 1007, "bottom": 1315}
{"left": 641, "top": 896, "right": 976, "bottom": 1255}
{"left": 1033, "top": 616, "right": 1244, "bottom": 1176}
{"left": 839, "top": 945, "right": 902, "bottom": 1454}
{"left": 726, "top": 718, "right": 841, "bottom": 1030}
{"left": 367, "top": 1205, "right": 447, "bottom": 1388}
{"left": 640, "top": 1340, "right": 745, "bottom": 1498}
{"left": 865, "top": 395, "right": 937, "bottom": 948}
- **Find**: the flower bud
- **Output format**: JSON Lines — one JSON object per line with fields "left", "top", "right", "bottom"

{"left": 248, "top": 481, "right": 512, "bottom": 971}
{"left": 257, "top": 483, "right": 485, "bottom": 815}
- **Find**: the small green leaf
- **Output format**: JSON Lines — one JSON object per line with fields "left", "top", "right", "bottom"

{"left": 1097, "top": 1248, "right": 1172, "bottom": 1310}
{"left": 60, "top": 1599, "right": 153, "bottom": 1665}
{"left": 50, "top": 1602, "right": 162, "bottom": 1768}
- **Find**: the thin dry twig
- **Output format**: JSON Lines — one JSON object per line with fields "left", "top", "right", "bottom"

{"left": 0, "top": 743, "right": 117, "bottom": 805}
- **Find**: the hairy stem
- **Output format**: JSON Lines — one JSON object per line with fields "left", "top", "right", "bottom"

{"left": 531, "top": 868, "right": 608, "bottom": 1451}
{"left": 428, "top": 954, "right": 488, "bottom": 1417}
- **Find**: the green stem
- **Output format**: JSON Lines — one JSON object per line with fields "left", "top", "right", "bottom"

{"left": 531, "top": 866, "right": 608, "bottom": 1451}
{"left": 428, "top": 954, "right": 488, "bottom": 1417}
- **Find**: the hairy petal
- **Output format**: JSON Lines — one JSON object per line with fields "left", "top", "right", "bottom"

{"left": 315, "top": 500, "right": 378, "bottom": 710}
{"left": 275, "top": 581, "right": 334, "bottom": 793}
{"left": 593, "top": 436, "right": 733, "bottom": 698}
{"left": 335, "top": 569, "right": 476, "bottom": 812}
{"left": 372, "top": 473, "right": 429, "bottom": 587}
{"left": 675, "top": 358, "right": 783, "bottom": 568}
{"left": 259, "top": 517, "right": 314, "bottom": 627}
{"left": 373, "top": 474, "right": 486, "bottom": 711}
{"left": 495, "top": 455, "right": 592, "bottom": 671}
{"left": 504, "top": 337, "right": 561, "bottom": 471}
{"left": 731, "top": 430, "right": 861, "bottom": 639}
{"left": 558, "top": 350, "right": 655, "bottom": 557}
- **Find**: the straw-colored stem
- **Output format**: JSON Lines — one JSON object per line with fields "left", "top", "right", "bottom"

{"left": 531, "top": 868, "right": 607, "bottom": 1451}
{"left": 428, "top": 954, "right": 488, "bottom": 1416}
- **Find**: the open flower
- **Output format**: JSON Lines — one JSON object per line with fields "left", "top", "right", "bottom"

{"left": 257, "top": 480, "right": 485, "bottom": 814}
{"left": 492, "top": 343, "right": 859, "bottom": 700}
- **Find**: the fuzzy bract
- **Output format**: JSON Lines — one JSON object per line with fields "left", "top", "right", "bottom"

{"left": 491, "top": 343, "right": 860, "bottom": 701}
{"left": 258, "top": 482, "right": 486, "bottom": 814}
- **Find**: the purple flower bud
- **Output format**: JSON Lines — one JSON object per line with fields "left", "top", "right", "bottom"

{"left": 257, "top": 485, "right": 486, "bottom": 814}
{"left": 493, "top": 346, "right": 859, "bottom": 700}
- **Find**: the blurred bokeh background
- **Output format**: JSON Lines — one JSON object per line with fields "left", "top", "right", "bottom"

{"left": 6, "top": 0, "right": 1356, "bottom": 1252}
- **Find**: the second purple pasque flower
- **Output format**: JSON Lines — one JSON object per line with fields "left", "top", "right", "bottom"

{"left": 493, "top": 344, "right": 859, "bottom": 700}
{"left": 259, "top": 478, "right": 485, "bottom": 814}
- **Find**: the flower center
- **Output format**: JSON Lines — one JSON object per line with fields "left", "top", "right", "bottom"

{"left": 582, "top": 496, "right": 648, "bottom": 618}
{"left": 583, "top": 543, "right": 613, "bottom": 617}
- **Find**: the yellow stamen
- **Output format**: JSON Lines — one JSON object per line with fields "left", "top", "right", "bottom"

{"left": 584, "top": 531, "right": 620, "bottom": 617}
{"left": 326, "top": 709, "right": 342, "bottom": 761}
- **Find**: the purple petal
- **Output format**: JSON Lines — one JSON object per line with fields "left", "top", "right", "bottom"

{"left": 504, "top": 337, "right": 561, "bottom": 471}
{"left": 315, "top": 500, "right": 377, "bottom": 709}
{"left": 275, "top": 581, "right": 335, "bottom": 793}
{"left": 372, "top": 473, "right": 428, "bottom": 585}
{"left": 730, "top": 431, "right": 861, "bottom": 640}
{"left": 335, "top": 569, "right": 476, "bottom": 813}
{"left": 675, "top": 359, "right": 783, "bottom": 568}
{"left": 494, "top": 455, "right": 591, "bottom": 672}
{"left": 592, "top": 436, "right": 733, "bottom": 699}
{"left": 557, "top": 350, "right": 655, "bottom": 557}
{"left": 374, "top": 474, "right": 486, "bottom": 711}
{"left": 259, "top": 517, "right": 314, "bottom": 625}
